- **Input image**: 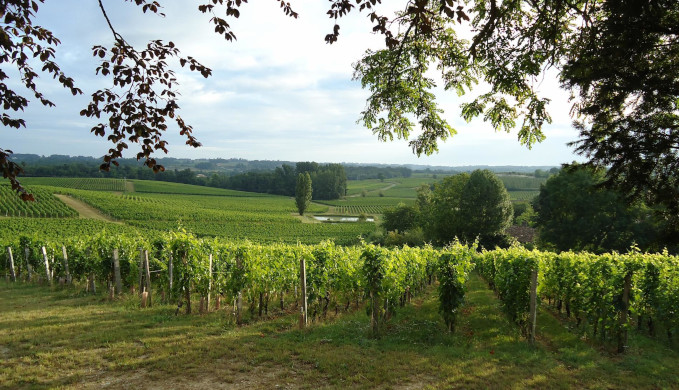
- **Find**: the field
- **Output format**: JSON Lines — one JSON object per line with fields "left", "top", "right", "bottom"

{"left": 0, "top": 174, "right": 543, "bottom": 245}
{"left": 315, "top": 197, "right": 415, "bottom": 215}
{"left": 131, "top": 180, "right": 266, "bottom": 196}
{"left": 0, "top": 185, "right": 78, "bottom": 218}
{"left": 345, "top": 174, "right": 543, "bottom": 205}
{"left": 0, "top": 179, "right": 377, "bottom": 245}
{"left": 508, "top": 190, "right": 540, "bottom": 202}
{"left": 497, "top": 175, "right": 546, "bottom": 191}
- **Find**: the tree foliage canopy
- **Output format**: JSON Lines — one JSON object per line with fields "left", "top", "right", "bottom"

{"left": 533, "top": 164, "right": 675, "bottom": 253}
{"left": 352, "top": 0, "right": 679, "bottom": 214}
{"left": 381, "top": 202, "right": 418, "bottom": 233}
{"left": 2, "top": 0, "right": 678, "bottom": 216}
{"left": 386, "top": 170, "right": 513, "bottom": 247}
{"left": 458, "top": 169, "right": 513, "bottom": 241}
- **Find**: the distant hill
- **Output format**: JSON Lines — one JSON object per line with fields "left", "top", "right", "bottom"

{"left": 11, "top": 154, "right": 557, "bottom": 175}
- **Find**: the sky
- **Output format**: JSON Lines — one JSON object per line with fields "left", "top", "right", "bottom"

{"left": 2, "top": 0, "right": 584, "bottom": 167}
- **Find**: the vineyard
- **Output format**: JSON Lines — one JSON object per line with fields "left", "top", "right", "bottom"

{"left": 327, "top": 205, "right": 392, "bottom": 215}
{"left": 20, "top": 177, "right": 127, "bottom": 192}
{"left": 316, "top": 197, "right": 415, "bottom": 215}
{"left": 3, "top": 229, "right": 677, "bottom": 350}
{"left": 346, "top": 176, "right": 440, "bottom": 198}
{"left": 0, "top": 185, "right": 78, "bottom": 218}
{"left": 344, "top": 176, "right": 542, "bottom": 204}
{"left": 508, "top": 190, "right": 540, "bottom": 201}
{"left": 2, "top": 233, "right": 679, "bottom": 387}
{"left": 0, "top": 232, "right": 475, "bottom": 335}
{"left": 131, "top": 180, "right": 267, "bottom": 196}
{"left": 0, "top": 218, "right": 139, "bottom": 242}
{"left": 0, "top": 184, "right": 376, "bottom": 245}
{"left": 476, "top": 247, "right": 679, "bottom": 351}
{"left": 497, "top": 175, "right": 546, "bottom": 191}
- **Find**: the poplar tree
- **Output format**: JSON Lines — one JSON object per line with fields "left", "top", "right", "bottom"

{"left": 295, "top": 172, "right": 312, "bottom": 216}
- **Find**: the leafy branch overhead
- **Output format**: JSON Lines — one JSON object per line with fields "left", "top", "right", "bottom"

{"left": 1, "top": 0, "right": 82, "bottom": 200}
{"left": 1, "top": 0, "right": 678, "bottom": 216}
{"left": 0, "top": 0, "right": 299, "bottom": 196}
{"left": 344, "top": 0, "right": 679, "bottom": 214}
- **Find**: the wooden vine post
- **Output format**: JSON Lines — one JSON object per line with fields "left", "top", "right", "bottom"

{"left": 528, "top": 267, "right": 538, "bottom": 345}
{"left": 299, "top": 256, "right": 308, "bottom": 329}
{"left": 236, "top": 255, "right": 242, "bottom": 324}
{"left": 183, "top": 252, "right": 191, "bottom": 314}
{"left": 141, "top": 290, "right": 149, "bottom": 308}
{"left": 41, "top": 246, "right": 52, "bottom": 286}
{"left": 207, "top": 253, "right": 213, "bottom": 312}
{"left": 617, "top": 272, "right": 632, "bottom": 353}
{"left": 50, "top": 249, "right": 55, "bottom": 281}
{"left": 113, "top": 249, "right": 122, "bottom": 295}
{"left": 168, "top": 252, "right": 173, "bottom": 298}
{"left": 86, "top": 247, "right": 95, "bottom": 294}
{"left": 138, "top": 248, "right": 144, "bottom": 295}
{"left": 144, "top": 250, "right": 152, "bottom": 307}
{"left": 371, "top": 291, "right": 377, "bottom": 335}
{"left": 24, "top": 247, "right": 32, "bottom": 281}
{"left": 62, "top": 246, "right": 71, "bottom": 284}
{"left": 7, "top": 247, "right": 16, "bottom": 282}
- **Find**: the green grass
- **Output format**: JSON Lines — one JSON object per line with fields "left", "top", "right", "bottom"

{"left": 2, "top": 275, "right": 677, "bottom": 389}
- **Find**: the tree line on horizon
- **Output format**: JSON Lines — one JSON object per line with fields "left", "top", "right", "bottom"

{"left": 14, "top": 158, "right": 350, "bottom": 201}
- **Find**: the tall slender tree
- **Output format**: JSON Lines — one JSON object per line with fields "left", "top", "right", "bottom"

{"left": 295, "top": 172, "right": 312, "bottom": 216}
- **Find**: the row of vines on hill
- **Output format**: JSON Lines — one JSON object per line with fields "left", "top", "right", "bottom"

{"left": 332, "top": 205, "right": 388, "bottom": 215}
{"left": 1, "top": 232, "right": 475, "bottom": 334}
{"left": 476, "top": 247, "right": 679, "bottom": 351}
{"left": 0, "top": 186, "right": 78, "bottom": 218}
{"left": 21, "top": 177, "right": 126, "bottom": 192}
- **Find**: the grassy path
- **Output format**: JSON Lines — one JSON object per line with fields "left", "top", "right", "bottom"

{"left": 1, "top": 275, "right": 677, "bottom": 389}
{"left": 53, "top": 194, "right": 121, "bottom": 223}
